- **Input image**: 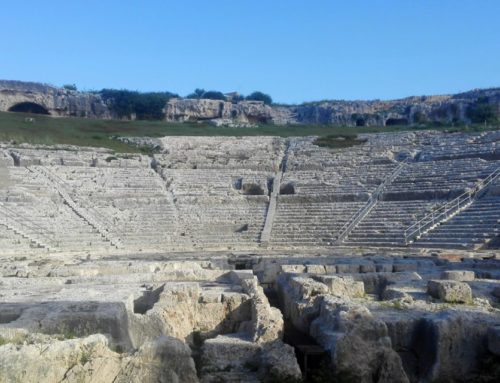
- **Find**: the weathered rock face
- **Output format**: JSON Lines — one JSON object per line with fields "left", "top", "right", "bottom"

{"left": 274, "top": 255, "right": 500, "bottom": 383}
{"left": 2, "top": 80, "right": 498, "bottom": 126}
{"left": 165, "top": 98, "right": 279, "bottom": 124}
{"left": 0, "top": 80, "right": 111, "bottom": 118}
{"left": 165, "top": 88, "right": 500, "bottom": 126}
{"left": 0, "top": 333, "right": 199, "bottom": 383}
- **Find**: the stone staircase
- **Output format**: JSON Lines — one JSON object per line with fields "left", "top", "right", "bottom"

{"left": 412, "top": 195, "right": 500, "bottom": 249}
{"left": 344, "top": 200, "right": 443, "bottom": 247}
{"left": 0, "top": 202, "right": 54, "bottom": 251}
{"left": 404, "top": 166, "right": 500, "bottom": 246}
{"left": 335, "top": 159, "right": 408, "bottom": 244}
{"left": 33, "top": 166, "right": 121, "bottom": 248}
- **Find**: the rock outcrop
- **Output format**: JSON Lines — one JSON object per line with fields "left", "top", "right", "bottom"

{"left": 164, "top": 98, "right": 280, "bottom": 124}
{"left": 0, "top": 80, "right": 111, "bottom": 118}
{"left": 165, "top": 88, "right": 500, "bottom": 126}
{"left": 1, "top": 79, "right": 499, "bottom": 126}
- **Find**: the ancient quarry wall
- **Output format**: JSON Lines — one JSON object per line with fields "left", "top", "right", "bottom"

{"left": 0, "top": 80, "right": 111, "bottom": 118}
{"left": 1, "top": 80, "right": 498, "bottom": 126}
{"left": 165, "top": 88, "right": 500, "bottom": 126}
{"left": 265, "top": 255, "right": 500, "bottom": 382}
{"left": 0, "top": 261, "right": 301, "bottom": 383}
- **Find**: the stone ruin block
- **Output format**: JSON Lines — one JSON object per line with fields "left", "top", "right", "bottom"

{"left": 289, "top": 276, "right": 329, "bottom": 299}
{"left": 336, "top": 264, "right": 360, "bottom": 274}
{"left": 306, "top": 264, "right": 326, "bottom": 274}
{"left": 313, "top": 275, "right": 365, "bottom": 299}
{"left": 375, "top": 263, "right": 394, "bottom": 273}
{"left": 280, "top": 264, "right": 306, "bottom": 274}
{"left": 441, "top": 270, "right": 475, "bottom": 281}
{"left": 381, "top": 287, "right": 412, "bottom": 302}
{"left": 393, "top": 262, "right": 418, "bottom": 272}
{"left": 324, "top": 265, "right": 337, "bottom": 274}
{"left": 201, "top": 333, "right": 260, "bottom": 371}
{"left": 359, "top": 263, "right": 376, "bottom": 273}
{"left": 427, "top": 280, "right": 472, "bottom": 303}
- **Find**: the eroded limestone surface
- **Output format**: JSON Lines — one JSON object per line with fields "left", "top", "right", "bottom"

{"left": 267, "top": 255, "right": 500, "bottom": 382}
{"left": 0, "top": 257, "right": 300, "bottom": 383}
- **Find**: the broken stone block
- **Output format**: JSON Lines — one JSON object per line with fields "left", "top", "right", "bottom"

{"left": 393, "top": 262, "right": 418, "bottom": 272}
{"left": 488, "top": 325, "right": 500, "bottom": 357}
{"left": 441, "top": 270, "right": 475, "bottom": 281}
{"left": 306, "top": 264, "right": 326, "bottom": 274}
{"left": 359, "top": 263, "right": 376, "bottom": 273}
{"left": 427, "top": 280, "right": 472, "bottom": 303}
{"left": 336, "top": 264, "right": 360, "bottom": 274}
{"left": 280, "top": 265, "right": 306, "bottom": 274}
{"left": 261, "top": 340, "right": 302, "bottom": 380}
{"left": 382, "top": 287, "right": 413, "bottom": 302}
{"left": 437, "top": 253, "right": 463, "bottom": 262}
{"left": 289, "top": 276, "right": 329, "bottom": 299}
{"left": 313, "top": 275, "right": 364, "bottom": 298}
{"left": 199, "top": 291, "right": 222, "bottom": 304}
{"left": 324, "top": 265, "right": 337, "bottom": 274}
{"left": 228, "top": 270, "right": 254, "bottom": 284}
{"left": 375, "top": 263, "right": 393, "bottom": 273}
{"left": 201, "top": 333, "right": 260, "bottom": 371}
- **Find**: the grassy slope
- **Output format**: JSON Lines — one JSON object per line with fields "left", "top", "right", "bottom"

{"left": 0, "top": 111, "right": 497, "bottom": 152}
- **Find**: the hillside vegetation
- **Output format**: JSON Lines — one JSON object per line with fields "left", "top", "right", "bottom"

{"left": 0, "top": 111, "right": 497, "bottom": 153}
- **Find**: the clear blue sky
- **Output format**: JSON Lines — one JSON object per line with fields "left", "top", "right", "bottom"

{"left": 1, "top": 0, "right": 499, "bottom": 104}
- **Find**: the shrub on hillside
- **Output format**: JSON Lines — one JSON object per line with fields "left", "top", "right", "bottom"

{"left": 246, "top": 91, "right": 273, "bottom": 105}
{"left": 467, "top": 97, "right": 498, "bottom": 124}
{"left": 201, "top": 90, "right": 226, "bottom": 100}
{"left": 100, "top": 89, "right": 178, "bottom": 120}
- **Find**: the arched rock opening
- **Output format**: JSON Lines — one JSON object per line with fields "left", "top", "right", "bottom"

{"left": 280, "top": 182, "right": 296, "bottom": 195}
{"left": 241, "top": 183, "right": 265, "bottom": 195}
{"left": 385, "top": 118, "right": 408, "bottom": 126}
{"left": 8, "top": 102, "right": 50, "bottom": 115}
{"left": 356, "top": 118, "right": 366, "bottom": 127}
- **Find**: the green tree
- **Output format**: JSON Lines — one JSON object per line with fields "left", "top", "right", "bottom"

{"left": 201, "top": 90, "right": 226, "bottom": 100}
{"left": 246, "top": 91, "right": 273, "bottom": 105}
{"left": 100, "top": 89, "right": 178, "bottom": 120}
{"left": 63, "top": 84, "right": 77, "bottom": 91}
{"left": 467, "top": 96, "right": 498, "bottom": 124}
{"left": 186, "top": 88, "right": 205, "bottom": 99}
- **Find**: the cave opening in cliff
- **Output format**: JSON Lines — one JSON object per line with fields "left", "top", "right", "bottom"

{"left": 385, "top": 118, "right": 408, "bottom": 126}
{"left": 355, "top": 118, "right": 366, "bottom": 127}
{"left": 8, "top": 102, "right": 50, "bottom": 115}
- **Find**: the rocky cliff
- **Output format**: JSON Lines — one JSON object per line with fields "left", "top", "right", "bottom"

{"left": 0, "top": 80, "right": 112, "bottom": 119}
{"left": 1, "top": 79, "right": 499, "bottom": 126}
{"left": 166, "top": 88, "right": 500, "bottom": 126}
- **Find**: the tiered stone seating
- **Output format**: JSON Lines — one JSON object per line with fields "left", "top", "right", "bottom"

{"left": 1, "top": 131, "right": 499, "bottom": 254}
{"left": 0, "top": 223, "right": 45, "bottom": 256}
{"left": 156, "top": 136, "right": 283, "bottom": 171}
{"left": 165, "top": 169, "right": 272, "bottom": 197}
{"left": 175, "top": 196, "right": 268, "bottom": 250}
{"left": 270, "top": 197, "right": 364, "bottom": 247}
{"left": 50, "top": 166, "right": 178, "bottom": 251}
{"left": 344, "top": 200, "right": 444, "bottom": 247}
{"left": 7, "top": 147, "right": 149, "bottom": 167}
{"left": 414, "top": 194, "right": 500, "bottom": 249}
{"left": 384, "top": 158, "right": 498, "bottom": 196}
{"left": 0, "top": 166, "right": 112, "bottom": 253}
{"left": 417, "top": 131, "right": 500, "bottom": 161}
